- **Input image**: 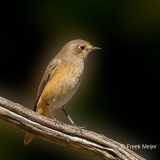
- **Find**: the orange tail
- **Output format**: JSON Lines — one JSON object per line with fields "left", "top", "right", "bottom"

{"left": 24, "top": 133, "right": 34, "bottom": 145}
{"left": 24, "top": 100, "right": 51, "bottom": 145}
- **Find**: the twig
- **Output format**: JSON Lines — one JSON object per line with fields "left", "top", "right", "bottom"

{"left": 0, "top": 96, "right": 145, "bottom": 160}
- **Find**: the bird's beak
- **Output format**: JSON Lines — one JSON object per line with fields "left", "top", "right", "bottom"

{"left": 90, "top": 46, "right": 101, "bottom": 50}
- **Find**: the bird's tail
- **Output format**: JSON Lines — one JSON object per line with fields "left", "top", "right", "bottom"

{"left": 24, "top": 101, "right": 51, "bottom": 145}
{"left": 24, "top": 133, "right": 34, "bottom": 145}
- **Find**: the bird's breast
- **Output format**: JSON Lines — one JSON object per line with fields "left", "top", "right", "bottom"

{"left": 40, "top": 60, "right": 84, "bottom": 110}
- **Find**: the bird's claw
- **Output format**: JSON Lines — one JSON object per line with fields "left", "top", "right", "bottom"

{"left": 72, "top": 124, "right": 86, "bottom": 134}
{"left": 53, "top": 119, "right": 64, "bottom": 131}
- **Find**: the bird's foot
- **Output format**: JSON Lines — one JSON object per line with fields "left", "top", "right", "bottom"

{"left": 53, "top": 118, "right": 64, "bottom": 131}
{"left": 71, "top": 123, "right": 86, "bottom": 134}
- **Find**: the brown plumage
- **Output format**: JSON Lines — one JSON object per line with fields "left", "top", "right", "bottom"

{"left": 24, "top": 39, "right": 100, "bottom": 145}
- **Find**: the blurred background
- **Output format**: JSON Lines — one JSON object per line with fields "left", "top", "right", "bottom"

{"left": 0, "top": 0, "right": 159, "bottom": 159}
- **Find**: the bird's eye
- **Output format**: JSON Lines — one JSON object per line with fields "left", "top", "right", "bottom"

{"left": 79, "top": 45, "right": 85, "bottom": 50}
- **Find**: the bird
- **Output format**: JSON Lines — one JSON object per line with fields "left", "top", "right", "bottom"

{"left": 24, "top": 39, "right": 100, "bottom": 145}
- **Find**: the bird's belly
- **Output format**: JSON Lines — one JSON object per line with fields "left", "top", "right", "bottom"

{"left": 48, "top": 75, "right": 82, "bottom": 110}
{"left": 49, "top": 84, "right": 78, "bottom": 110}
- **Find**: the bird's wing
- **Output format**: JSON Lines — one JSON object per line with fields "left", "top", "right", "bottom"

{"left": 34, "top": 58, "right": 61, "bottom": 111}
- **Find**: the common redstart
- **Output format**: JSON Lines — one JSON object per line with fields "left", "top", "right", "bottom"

{"left": 24, "top": 39, "right": 100, "bottom": 145}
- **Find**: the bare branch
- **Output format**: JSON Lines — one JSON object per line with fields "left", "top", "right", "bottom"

{"left": 0, "top": 96, "right": 145, "bottom": 160}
